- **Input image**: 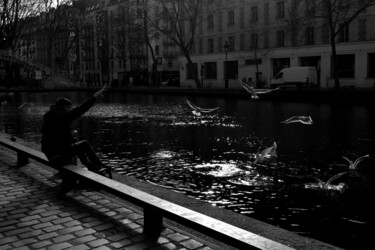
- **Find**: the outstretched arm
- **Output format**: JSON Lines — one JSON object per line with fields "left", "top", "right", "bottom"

{"left": 93, "top": 84, "right": 108, "bottom": 98}
{"left": 67, "top": 84, "right": 109, "bottom": 121}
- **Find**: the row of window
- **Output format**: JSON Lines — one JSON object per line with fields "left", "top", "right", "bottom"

{"left": 186, "top": 61, "right": 238, "bottom": 80}
{"left": 186, "top": 53, "right": 375, "bottom": 80}
{"left": 196, "top": 30, "right": 288, "bottom": 54}
{"left": 196, "top": 23, "right": 356, "bottom": 54}
{"left": 206, "top": 1, "right": 286, "bottom": 31}
{"left": 81, "top": 57, "right": 154, "bottom": 71}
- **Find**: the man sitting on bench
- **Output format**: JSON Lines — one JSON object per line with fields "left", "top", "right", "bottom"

{"left": 41, "top": 84, "right": 112, "bottom": 179}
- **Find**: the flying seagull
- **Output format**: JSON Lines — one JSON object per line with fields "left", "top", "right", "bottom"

{"left": 239, "top": 79, "right": 279, "bottom": 99}
{"left": 342, "top": 154, "right": 369, "bottom": 170}
{"left": 185, "top": 99, "right": 219, "bottom": 116}
{"left": 307, "top": 172, "right": 348, "bottom": 192}
{"left": 281, "top": 116, "right": 313, "bottom": 125}
{"left": 241, "top": 81, "right": 259, "bottom": 99}
{"left": 253, "top": 141, "right": 277, "bottom": 165}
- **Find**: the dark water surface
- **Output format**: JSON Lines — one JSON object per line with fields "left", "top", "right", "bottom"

{"left": 1, "top": 91, "right": 375, "bottom": 249}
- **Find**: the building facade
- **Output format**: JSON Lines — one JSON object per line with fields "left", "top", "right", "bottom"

{"left": 78, "top": 0, "right": 180, "bottom": 87}
{"left": 14, "top": 0, "right": 375, "bottom": 89}
{"left": 14, "top": 0, "right": 180, "bottom": 87}
{"left": 179, "top": 0, "right": 375, "bottom": 89}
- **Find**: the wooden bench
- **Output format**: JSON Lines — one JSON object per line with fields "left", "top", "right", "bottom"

{"left": 0, "top": 133, "right": 294, "bottom": 250}
{"left": 0, "top": 134, "right": 50, "bottom": 167}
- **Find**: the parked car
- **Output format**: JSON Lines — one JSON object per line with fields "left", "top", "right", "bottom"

{"left": 271, "top": 66, "right": 318, "bottom": 88}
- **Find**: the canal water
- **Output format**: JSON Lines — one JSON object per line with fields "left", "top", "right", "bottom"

{"left": 1, "top": 90, "right": 374, "bottom": 249}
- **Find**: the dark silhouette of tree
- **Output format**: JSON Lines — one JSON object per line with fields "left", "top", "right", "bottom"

{"left": 0, "top": 0, "right": 40, "bottom": 50}
{"left": 309, "top": 0, "right": 375, "bottom": 89}
{"left": 138, "top": 0, "right": 159, "bottom": 87}
{"left": 147, "top": 0, "right": 219, "bottom": 88}
{"left": 112, "top": 3, "right": 133, "bottom": 87}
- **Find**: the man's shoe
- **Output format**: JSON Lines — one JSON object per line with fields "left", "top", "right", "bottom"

{"left": 92, "top": 166, "right": 112, "bottom": 179}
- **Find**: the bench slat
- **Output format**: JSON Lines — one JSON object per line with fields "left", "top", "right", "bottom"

{"left": 63, "top": 165, "right": 294, "bottom": 250}
{"left": 0, "top": 135, "right": 50, "bottom": 166}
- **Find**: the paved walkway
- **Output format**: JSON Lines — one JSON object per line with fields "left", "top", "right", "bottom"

{"left": 0, "top": 148, "right": 215, "bottom": 250}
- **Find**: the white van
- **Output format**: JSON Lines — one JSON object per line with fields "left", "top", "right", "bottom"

{"left": 270, "top": 66, "right": 318, "bottom": 88}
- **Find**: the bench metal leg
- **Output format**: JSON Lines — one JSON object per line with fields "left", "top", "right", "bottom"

{"left": 59, "top": 171, "right": 78, "bottom": 195}
{"left": 143, "top": 206, "right": 163, "bottom": 238}
{"left": 17, "top": 152, "right": 29, "bottom": 167}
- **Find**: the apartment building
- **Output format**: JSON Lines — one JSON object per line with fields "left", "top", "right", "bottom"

{"left": 78, "top": 0, "right": 180, "bottom": 87}
{"left": 180, "top": 0, "right": 375, "bottom": 89}
{"left": 14, "top": 0, "right": 375, "bottom": 89}
{"left": 13, "top": 0, "right": 180, "bottom": 87}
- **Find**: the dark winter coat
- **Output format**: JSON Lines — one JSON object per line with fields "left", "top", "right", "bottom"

{"left": 41, "top": 96, "right": 97, "bottom": 159}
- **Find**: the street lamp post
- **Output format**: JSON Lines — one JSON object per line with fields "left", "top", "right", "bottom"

{"left": 200, "top": 63, "right": 204, "bottom": 88}
{"left": 224, "top": 41, "right": 229, "bottom": 89}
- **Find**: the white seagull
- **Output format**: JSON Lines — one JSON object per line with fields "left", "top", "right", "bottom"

{"left": 281, "top": 116, "right": 313, "bottom": 125}
{"left": 306, "top": 172, "right": 348, "bottom": 192}
{"left": 239, "top": 79, "right": 279, "bottom": 99}
{"left": 185, "top": 99, "right": 220, "bottom": 116}
{"left": 253, "top": 141, "right": 277, "bottom": 165}
{"left": 342, "top": 154, "right": 369, "bottom": 170}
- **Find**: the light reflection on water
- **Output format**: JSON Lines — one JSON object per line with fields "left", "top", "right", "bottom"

{"left": 1, "top": 91, "right": 375, "bottom": 249}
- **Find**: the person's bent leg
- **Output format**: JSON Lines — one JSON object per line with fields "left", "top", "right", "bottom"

{"left": 72, "top": 140, "right": 112, "bottom": 178}
{"left": 72, "top": 140, "right": 103, "bottom": 166}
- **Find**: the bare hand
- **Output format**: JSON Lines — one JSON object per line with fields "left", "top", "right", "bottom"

{"left": 94, "top": 84, "right": 108, "bottom": 98}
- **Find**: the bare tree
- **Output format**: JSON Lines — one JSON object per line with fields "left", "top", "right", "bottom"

{"left": 35, "top": 0, "right": 74, "bottom": 70}
{"left": 138, "top": 0, "right": 160, "bottom": 87}
{"left": 112, "top": 3, "right": 132, "bottom": 87}
{"left": 248, "top": 35, "right": 272, "bottom": 88}
{"left": 96, "top": 9, "right": 109, "bottom": 84}
{"left": 287, "top": 0, "right": 305, "bottom": 47}
{"left": 147, "top": 0, "right": 217, "bottom": 88}
{"left": 309, "top": 0, "right": 375, "bottom": 89}
{"left": 66, "top": 0, "right": 96, "bottom": 80}
{"left": 0, "top": 0, "right": 40, "bottom": 51}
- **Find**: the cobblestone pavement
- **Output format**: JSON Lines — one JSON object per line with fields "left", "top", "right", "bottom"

{"left": 0, "top": 148, "right": 215, "bottom": 250}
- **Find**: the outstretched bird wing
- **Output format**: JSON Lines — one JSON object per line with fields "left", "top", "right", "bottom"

{"left": 260, "top": 141, "right": 277, "bottom": 158}
{"left": 353, "top": 154, "right": 369, "bottom": 168}
{"left": 186, "top": 99, "right": 199, "bottom": 110}
{"left": 254, "top": 87, "right": 280, "bottom": 94}
{"left": 199, "top": 107, "right": 220, "bottom": 113}
{"left": 186, "top": 99, "right": 219, "bottom": 113}
{"left": 326, "top": 172, "right": 348, "bottom": 185}
{"left": 281, "top": 116, "right": 312, "bottom": 125}
{"left": 240, "top": 80, "right": 259, "bottom": 98}
{"left": 280, "top": 116, "right": 298, "bottom": 124}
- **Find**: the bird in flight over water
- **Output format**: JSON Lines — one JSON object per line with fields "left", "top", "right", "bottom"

{"left": 239, "top": 79, "right": 279, "bottom": 99}
{"left": 253, "top": 141, "right": 277, "bottom": 165}
{"left": 281, "top": 116, "right": 313, "bottom": 125}
{"left": 342, "top": 154, "right": 369, "bottom": 170}
{"left": 305, "top": 172, "right": 348, "bottom": 193}
{"left": 185, "top": 99, "right": 220, "bottom": 116}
